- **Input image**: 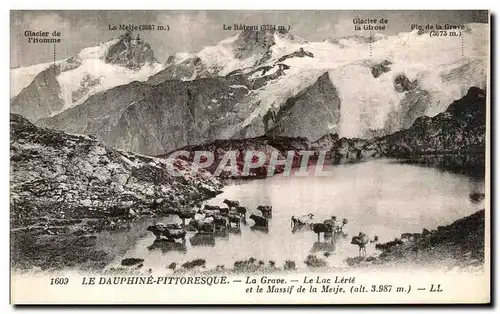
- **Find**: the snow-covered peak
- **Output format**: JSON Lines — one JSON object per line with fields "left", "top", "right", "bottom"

{"left": 104, "top": 32, "right": 159, "bottom": 70}
{"left": 77, "top": 38, "right": 120, "bottom": 60}
{"left": 11, "top": 33, "right": 165, "bottom": 119}
{"left": 75, "top": 32, "right": 159, "bottom": 69}
{"left": 220, "top": 23, "right": 488, "bottom": 139}
{"left": 143, "top": 23, "right": 487, "bottom": 140}
{"left": 193, "top": 29, "right": 307, "bottom": 76}
{"left": 166, "top": 52, "right": 197, "bottom": 65}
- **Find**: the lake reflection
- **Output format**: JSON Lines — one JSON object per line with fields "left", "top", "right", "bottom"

{"left": 110, "top": 159, "right": 485, "bottom": 271}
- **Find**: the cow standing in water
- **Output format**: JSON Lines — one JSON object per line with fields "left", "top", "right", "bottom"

{"left": 291, "top": 213, "right": 314, "bottom": 231}
{"left": 257, "top": 205, "right": 272, "bottom": 218}
{"left": 323, "top": 216, "right": 349, "bottom": 238}
{"left": 335, "top": 218, "right": 349, "bottom": 233}
{"left": 146, "top": 223, "right": 186, "bottom": 242}
{"left": 235, "top": 206, "right": 247, "bottom": 218}
{"left": 311, "top": 223, "right": 334, "bottom": 242}
{"left": 212, "top": 215, "right": 229, "bottom": 231}
{"left": 227, "top": 213, "right": 241, "bottom": 228}
{"left": 223, "top": 199, "right": 239, "bottom": 209}
{"left": 351, "top": 232, "right": 378, "bottom": 257}
{"left": 249, "top": 213, "right": 269, "bottom": 233}
{"left": 249, "top": 214, "right": 268, "bottom": 227}
{"left": 175, "top": 210, "right": 196, "bottom": 229}
{"left": 187, "top": 217, "right": 216, "bottom": 235}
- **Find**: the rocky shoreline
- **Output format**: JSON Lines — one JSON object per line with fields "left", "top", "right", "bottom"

{"left": 10, "top": 114, "right": 223, "bottom": 271}
{"left": 346, "top": 209, "right": 485, "bottom": 270}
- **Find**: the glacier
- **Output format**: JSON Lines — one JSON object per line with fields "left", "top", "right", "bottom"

{"left": 14, "top": 23, "right": 488, "bottom": 151}
{"left": 232, "top": 23, "right": 488, "bottom": 139}
{"left": 10, "top": 34, "right": 165, "bottom": 120}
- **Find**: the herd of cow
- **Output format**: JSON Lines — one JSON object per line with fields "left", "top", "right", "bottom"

{"left": 145, "top": 199, "right": 378, "bottom": 257}
{"left": 145, "top": 199, "right": 272, "bottom": 250}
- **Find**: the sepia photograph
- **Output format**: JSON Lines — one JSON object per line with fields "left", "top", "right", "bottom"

{"left": 9, "top": 9, "right": 490, "bottom": 304}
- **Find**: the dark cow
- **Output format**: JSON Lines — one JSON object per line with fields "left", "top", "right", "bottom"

{"left": 235, "top": 206, "right": 247, "bottom": 217}
{"left": 249, "top": 214, "right": 268, "bottom": 227}
{"left": 351, "top": 232, "right": 378, "bottom": 257}
{"left": 324, "top": 217, "right": 349, "bottom": 233}
{"left": 311, "top": 223, "right": 334, "bottom": 242}
{"left": 164, "top": 228, "right": 187, "bottom": 240}
{"left": 227, "top": 213, "right": 241, "bottom": 228}
{"left": 146, "top": 225, "right": 164, "bottom": 239}
{"left": 223, "top": 199, "right": 239, "bottom": 209}
{"left": 173, "top": 211, "right": 196, "bottom": 228}
{"left": 204, "top": 204, "right": 222, "bottom": 211}
{"left": 257, "top": 205, "right": 272, "bottom": 218}
{"left": 322, "top": 218, "right": 336, "bottom": 238}
{"left": 175, "top": 210, "right": 196, "bottom": 220}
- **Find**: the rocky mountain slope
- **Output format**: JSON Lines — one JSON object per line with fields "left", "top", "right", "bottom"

{"left": 38, "top": 74, "right": 253, "bottom": 155}
{"left": 312, "top": 85, "right": 486, "bottom": 175}
{"left": 10, "top": 113, "right": 223, "bottom": 270}
{"left": 10, "top": 113, "right": 222, "bottom": 228}
{"left": 38, "top": 69, "right": 343, "bottom": 156}
{"left": 368, "top": 86, "right": 486, "bottom": 177}
{"left": 372, "top": 87, "right": 486, "bottom": 155}
{"left": 258, "top": 72, "right": 341, "bottom": 141}
{"left": 11, "top": 65, "right": 65, "bottom": 123}
{"left": 164, "top": 87, "right": 486, "bottom": 178}
{"left": 11, "top": 32, "right": 163, "bottom": 122}
{"left": 34, "top": 24, "right": 487, "bottom": 156}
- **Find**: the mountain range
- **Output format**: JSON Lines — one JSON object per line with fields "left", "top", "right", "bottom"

{"left": 11, "top": 24, "right": 488, "bottom": 157}
{"left": 11, "top": 32, "right": 163, "bottom": 122}
{"left": 164, "top": 86, "right": 486, "bottom": 178}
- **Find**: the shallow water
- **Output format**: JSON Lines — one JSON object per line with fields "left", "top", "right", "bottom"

{"left": 109, "top": 159, "right": 485, "bottom": 271}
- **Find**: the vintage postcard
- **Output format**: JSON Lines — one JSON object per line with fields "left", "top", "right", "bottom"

{"left": 10, "top": 10, "right": 490, "bottom": 304}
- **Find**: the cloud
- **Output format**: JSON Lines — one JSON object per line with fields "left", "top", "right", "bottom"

{"left": 156, "top": 11, "right": 212, "bottom": 45}
{"left": 151, "top": 11, "right": 217, "bottom": 61}
{"left": 333, "top": 18, "right": 356, "bottom": 38}
{"left": 14, "top": 12, "right": 71, "bottom": 34}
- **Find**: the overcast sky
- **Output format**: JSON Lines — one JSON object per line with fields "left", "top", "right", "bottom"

{"left": 10, "top": 10, "right": 488, "bottom": 68}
